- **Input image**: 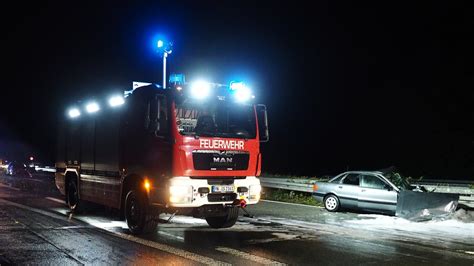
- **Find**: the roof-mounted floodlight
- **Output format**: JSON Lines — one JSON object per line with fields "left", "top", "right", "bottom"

{"left": 68, "top": 108, "right": 81, "bottom": 118}
{"left": 235, "top": 86, "right": 252, "bottom": 102}
{"left": 86, "top": 102, "right": 100, "bottom": 113}
{"left": 190, "top": 80, "right": 211, "bottom": 100}
{"left": 230, "top": 81, "right": 252, "bottom": 102}
{"left": 109, "top": 95, "right": 125, "bottom": 107}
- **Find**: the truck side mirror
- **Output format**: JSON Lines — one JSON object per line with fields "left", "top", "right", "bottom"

{"left": 146, "top": 96, "right": 161, "bottom": 133}
{"left": 152, "top": 96, "right": 161, "bottom": 133}
{"left": 144, "top": 102, "right": 151, "bottom": 129}
{"left": 256, "top": 104, "right": 269, "bottom": 142}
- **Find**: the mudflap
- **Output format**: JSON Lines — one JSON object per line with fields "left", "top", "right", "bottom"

{"left": 396, "top": 190, "right": 459, "bottom": 221}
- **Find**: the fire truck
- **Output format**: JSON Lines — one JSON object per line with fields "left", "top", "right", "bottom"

{"left": 55, "top": 78, "right": 269, "bottom": 234}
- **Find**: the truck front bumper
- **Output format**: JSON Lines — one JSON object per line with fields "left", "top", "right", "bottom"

{"left": 151, "top": 176, "right": 261, "bottom": 208}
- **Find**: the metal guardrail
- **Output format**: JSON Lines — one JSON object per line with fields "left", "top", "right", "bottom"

{"left": 259, "top": 177, "right": 315, "bottom": 193}
{"left": 259, "top": 177, "right": 474, "bottom": 207}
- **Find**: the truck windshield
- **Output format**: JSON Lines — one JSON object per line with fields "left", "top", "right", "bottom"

{"left": 175, "top": 100, "right": 256, "bottom": 139}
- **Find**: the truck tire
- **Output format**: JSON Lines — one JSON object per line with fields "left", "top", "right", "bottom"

{"left": 324, "top": 194, "right": 340, "bottom": 212}
{"left": 125, "top": 189, "right": 158, "bottom": 234}
{"left": 67, "top": 180, "right": 82, "bottom": 212}
{"left": 205, "top": 207, "right": 239, "bottom": 228}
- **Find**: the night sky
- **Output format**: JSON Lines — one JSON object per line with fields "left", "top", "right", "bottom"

{"left": 1, "top": 2, "right": 473, "bottom": 179}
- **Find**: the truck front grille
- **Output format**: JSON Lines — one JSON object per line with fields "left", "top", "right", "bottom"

{"left": 193, "top": 150, "right": 249, "bottom": 171}
{"left": 207, "top": 193, "right": 237, "bottom": 202}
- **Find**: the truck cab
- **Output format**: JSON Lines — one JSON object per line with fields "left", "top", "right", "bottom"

{"left": 55, "top": 80, "right": 269, "bottom": 234}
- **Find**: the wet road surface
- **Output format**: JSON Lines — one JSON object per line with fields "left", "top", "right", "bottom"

{"left": 0, "top": 173, "right": 473, "bottom": 265}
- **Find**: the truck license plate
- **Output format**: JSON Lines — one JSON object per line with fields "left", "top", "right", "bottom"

{"left": 211, "top": 185, "right": 234, "bottom": 193}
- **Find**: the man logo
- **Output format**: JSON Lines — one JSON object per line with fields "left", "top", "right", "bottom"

{"left": 213, "top": 157, "right": 233, "bottom": 163}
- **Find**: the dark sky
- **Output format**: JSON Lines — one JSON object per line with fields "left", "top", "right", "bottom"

{"left": 1, "top": 2, "right": 473, "bottom": 179}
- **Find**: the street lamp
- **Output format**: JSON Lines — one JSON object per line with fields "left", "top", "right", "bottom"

{"left": 157, "top": 40, "right": 173, "bottom": 89}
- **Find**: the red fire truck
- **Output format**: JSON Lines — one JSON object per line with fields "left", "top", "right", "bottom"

{"left": 55, "top": 79, "right": 269, "bottom": 234}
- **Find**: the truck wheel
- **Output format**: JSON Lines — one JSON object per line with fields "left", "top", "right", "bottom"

{"left": 324, "top": 194, "right": 340, "bottom": 212}
{"left": 67, "top": 180, "right": 82, "bottom": 212}
{"left": 205, "top": 207, "right": 239, "bottom": 228}
{"left": 125, "top": 189, "right": 157, "bottom": 234}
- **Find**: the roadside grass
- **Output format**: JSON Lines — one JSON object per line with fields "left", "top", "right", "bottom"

{"left": 262, "top": 187, "right": 322, "bottom": 207}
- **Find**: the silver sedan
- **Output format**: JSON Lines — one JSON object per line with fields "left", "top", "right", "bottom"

{"left": 313, "top": 171, "right": 399, "bottom": 214}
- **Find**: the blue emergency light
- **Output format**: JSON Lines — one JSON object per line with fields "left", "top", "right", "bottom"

{"left": 157, "top": 40, "right": 164, "bottom": 48}
{"left": 169, "top": 73, "right": 186, "bottom": 85}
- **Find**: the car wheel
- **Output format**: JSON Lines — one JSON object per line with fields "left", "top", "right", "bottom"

{"left": 324, "top": 194, "right": 340, "bottom": 212}
{"left": 125, "top": 189, "right": 157, "bottom": 235}
{"left": 67, "top": 180, "right": 82, "bottom": 212}
{"left": 205, "top": 207, "right": 239, "bottom": 228}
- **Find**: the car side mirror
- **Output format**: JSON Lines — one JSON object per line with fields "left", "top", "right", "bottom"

{"left": 385, "top": 184, "right": 393, "bottom": 191}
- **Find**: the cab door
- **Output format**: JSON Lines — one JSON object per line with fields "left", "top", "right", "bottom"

{"left": 145, "top": 93, "right": 172, "bottom": 180}
{"left": 358, "top": 174, "right": 397, "bottom": 213}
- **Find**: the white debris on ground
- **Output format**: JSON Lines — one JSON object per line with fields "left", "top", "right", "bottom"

{"left": 344, "top": 208, "right": 474, "bottom": 241}
{"left": 159, "top": 214, "right": 208, "bottom": 225}
{"left": 451, "top": 208, "right": 474, "bottom": 223}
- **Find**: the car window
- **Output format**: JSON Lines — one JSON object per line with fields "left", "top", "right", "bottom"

{"left": 342, "top": 174, "right": 360, "bottom": 186}
{"left": 361, "top": 175, "right": 387, "bottom": 189}
{"left": 330, "top": 174, "right": 345, "bottom": 183}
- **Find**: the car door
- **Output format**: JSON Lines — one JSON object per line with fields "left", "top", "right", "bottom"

{"left": 358, "top": 174, "right": 397, "bottom": 213}
{"left": 337, "top": 174, "right": 361, "bottom": 208}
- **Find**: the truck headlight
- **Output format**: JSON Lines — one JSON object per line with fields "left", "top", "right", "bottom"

{"left": 169, "top": 185, "right": 193, "bottom": 204}
{"left": 249, "top": 184, "right": 261, "bottom": 201}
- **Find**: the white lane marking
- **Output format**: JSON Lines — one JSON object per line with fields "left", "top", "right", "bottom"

{"left": 25, "top": 178, "right": 45, "bottom": 183}
{"left": 111, "top": 231, "right": 230, "bottom": 265}
{"left": 261, "top": 199, "right": 323, "bottom": 208}
{"left": 158, "top": 230, "right": 185, "bottom": 241}
{"left": 0, "top": 198, "right": 67, "bottom": 221}
{"left": 216, "top": 246, "right": 286, "bottom": 265}
{"left": 55, "top": 225, "right": 92, "bottom": 230}
{"left": 45, "top": 197, "right": 65, "bottom": 205}
{"left": 0, "top": 183, "right": 21, "bottom": 191}
{"left": 0, "top": 198, "right": 230, "bottom": 266}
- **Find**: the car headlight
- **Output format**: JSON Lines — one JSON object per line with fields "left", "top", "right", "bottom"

{"left": 169, "top": 185, "right": 193, "bottom": 204}
{"left": 249, "top": 184, "right": 261, "bottom": 201}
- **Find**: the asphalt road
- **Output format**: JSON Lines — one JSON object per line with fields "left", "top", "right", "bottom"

{"left": 0, "top": 173, "right": 473, "bottom": 265}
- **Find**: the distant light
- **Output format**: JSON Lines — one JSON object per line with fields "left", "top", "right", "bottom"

{"left": 190, "top": 80, "right": 211, "bottom": 99}
{"left": 109, "top": 95, "right": 125, "bottom": 107}
{"left": 86, "top": 102, "right": 100, "bottom": 113}
{"left": 68, "top": 108, "right": 81, "bottom": 118}
{"left": 29, "top": 156, "right": 34, "bottom": 161}
{"left": 157, "top": 40, "right": 164, "bottom": 48}
{"left": 176, "top": 86, "right": 183, "bottom": 91}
